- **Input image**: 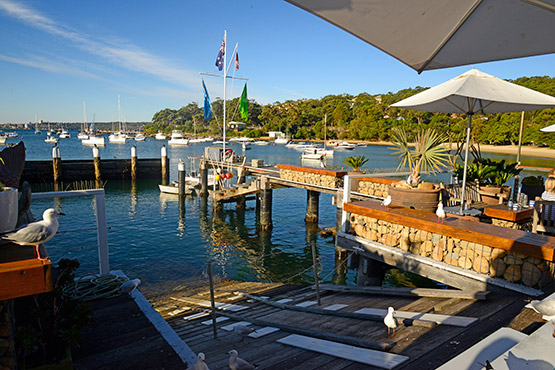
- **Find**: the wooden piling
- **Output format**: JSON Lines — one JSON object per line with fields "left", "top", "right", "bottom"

{"left": 236, "top": 196, "right": 246, "bottom": 210}
{"left": 311, "top": 242, "right": 321, "bottom": 306}
{"left": 200, "top": 160, "right": 208, "bottom": 198}
{"left": 131, "top": 145, "right": 137, "bottom": 180}
{"left": 305, "top": 190, "right": 320, "bottom": 223}
{"left": 93, "top": 145, "right": 102, "bottom": 182}
{"left": 207, "top": 261, "right": 218, "bottom": 339}
{"left": 259, "top": 176, "right": 273, "bottom": 231}
{"left": 357, "top": 256, "right": 387, "bottom": 287}
{"left": 161, "top": 145, "right": 168, "bottom": 185}
{"left": 52, "top": 145, "right": 61, "bottom": 183}
{"left": 178, "top": 159, "right": 186, "bottom": 198}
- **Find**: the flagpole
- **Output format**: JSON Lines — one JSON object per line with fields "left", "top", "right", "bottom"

{"left": 223, "top": 30, "right": 227, "bottom": 159}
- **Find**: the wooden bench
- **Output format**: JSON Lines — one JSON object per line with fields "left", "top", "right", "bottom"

{"left": 344, "top": 200, "right": 555, "bottom": 261}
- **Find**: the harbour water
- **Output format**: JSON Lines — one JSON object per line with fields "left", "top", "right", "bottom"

{"left": 3, "top": 130, "right": 554, "bottom": 297}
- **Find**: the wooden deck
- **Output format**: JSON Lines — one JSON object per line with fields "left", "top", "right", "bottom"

{"left": 149, "top": 279, "right": 555, "bottom": 370}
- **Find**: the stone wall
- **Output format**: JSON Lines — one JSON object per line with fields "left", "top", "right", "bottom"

{"left": 350, "top": 214, "right": 554, "bottom": 289}
{"left": 357, "top": 180, "right": 390, "bottom": 198}
{"left": 279, "top": 169, "right": 343, "bottom": 188}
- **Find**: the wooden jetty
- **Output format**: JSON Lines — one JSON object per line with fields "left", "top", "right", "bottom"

{"left": 149, "top": 278, "right": 555, "bottom": 370}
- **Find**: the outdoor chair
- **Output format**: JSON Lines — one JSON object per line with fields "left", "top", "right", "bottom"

{"left": 444, "top": 181, "right": 483, "bottom": 207}
{"left": 532, "top": 197, "right": 555, "bottom": 235}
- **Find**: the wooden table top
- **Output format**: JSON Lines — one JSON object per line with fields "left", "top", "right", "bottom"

{"left": 484, "top": 204, "right": 534, "bottom": 222}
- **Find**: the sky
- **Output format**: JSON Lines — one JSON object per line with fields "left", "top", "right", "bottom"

{"left": 1, "top": 0, "right": 555, "bottom": 124}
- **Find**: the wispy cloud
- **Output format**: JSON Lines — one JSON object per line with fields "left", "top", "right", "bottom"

{"left": 0, "top": 0, "right": 198, "bottom": 90}
{"left": 0, "top": 53, "right": 104, "bottom": 80}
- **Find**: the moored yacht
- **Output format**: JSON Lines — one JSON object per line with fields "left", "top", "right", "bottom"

{"left": 168, "top": 130, "right": 189, "bottom": 145}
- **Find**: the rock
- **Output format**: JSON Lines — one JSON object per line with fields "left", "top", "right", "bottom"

{"left": 525, "top": 256, "right": 542, "bottom": 265}
{"left": 473, "top": 256, "right": 490, "bottom": 274}
{"left": 504, "top": 254, "right": 524, "bottom": 265}
{"left": 521, "top": 261, "right": 542, "bottom": 287}
{"left": 432, "top": 246, "right": 444, "bottom": 261}
{"left": 382, "top": 234, "right": 398, "bottom": 247}
{"left": 458, "top": 256, "right": 473, "bottom": 269}
{"left": 444, "top": 252, "right": 459, "bottom": 266}
{"left": 400, "top": 237, "right": 410, "bottom": 251}
{"left": 354, "top": 224, "right": 366, "bottom": 237}
{"left": 418, "top": 182, "right": 435, "bottom": 190}
{"left": 421, "top": 241, "right": 434, "bottom": 256}
{"left": 504, "top": 265, "right": 522, "bottom": 282}
{"left": 489, "top": 258, "right": 506, "bottom": 277}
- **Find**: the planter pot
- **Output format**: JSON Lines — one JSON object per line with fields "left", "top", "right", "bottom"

{"left": 387, "top": 185, "right": 440, "bottom": 213}
{"left": 479, "top": 186, "right": 511, "bottom": 204}
{"left": 0, "top": 187, "right": 18, "bottom": 233}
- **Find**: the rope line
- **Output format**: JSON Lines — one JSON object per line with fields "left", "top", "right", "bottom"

{"left": 63, "top": 274, "right": 129, "bottom": 301}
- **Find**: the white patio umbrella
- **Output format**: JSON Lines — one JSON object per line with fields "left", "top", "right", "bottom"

{"left": 286, "top": 0, "right": 555, "bottom": 73}
{"left": 540, "top": 122, "right": 555, "bottom": 132}
{"left": 391, "top": 68, "right": 555, "bottom": 213}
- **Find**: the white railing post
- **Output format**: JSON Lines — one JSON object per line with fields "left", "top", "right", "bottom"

{"left": 94, "top": 190, "right": 110, "bottom": 275}
{"left": 341, "top": 175, "right": 352, "bottom": 233}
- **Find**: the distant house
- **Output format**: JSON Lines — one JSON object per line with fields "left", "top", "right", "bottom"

{"left": 268, "top": 131, "right": 285, "bottom": 138}
{"left": 228, "top": 121, "right": 246, "bottom": 131}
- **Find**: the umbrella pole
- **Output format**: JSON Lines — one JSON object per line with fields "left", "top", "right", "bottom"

{"left": 512, "top": 111, "right": 525, "bottom": 201}
{"left": 459, "top": 114, "right": 473, "bottom": 214}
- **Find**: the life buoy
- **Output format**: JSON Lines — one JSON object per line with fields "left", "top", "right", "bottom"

{"left": 224, "top": 149, "right": 234, "bottom": 156}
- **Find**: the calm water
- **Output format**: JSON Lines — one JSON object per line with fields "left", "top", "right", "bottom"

{"left": 4, "top": 130, "right": 555, "bottom": 296}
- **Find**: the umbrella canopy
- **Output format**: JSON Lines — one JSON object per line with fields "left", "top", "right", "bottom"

{"left": 540, "top": 123, "right": 555, "bottom": 132}
{"left": 391, "top": 68, "right": 555, "bottom": 213}
{"left": 286, "top": 0, "right": 555, "bottom": 73}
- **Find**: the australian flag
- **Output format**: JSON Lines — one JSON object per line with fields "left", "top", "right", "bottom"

{"left": 215, "top": 39, "right": 225, "bottom": 71}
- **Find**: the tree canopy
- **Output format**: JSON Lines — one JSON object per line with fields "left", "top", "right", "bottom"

{"left": 146, "top": 76, "right": 555, "bottom": 147}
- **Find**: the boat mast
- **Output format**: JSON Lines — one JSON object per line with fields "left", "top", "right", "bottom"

{"left": 222, "top": 30, "right": 227, "bottom": 157}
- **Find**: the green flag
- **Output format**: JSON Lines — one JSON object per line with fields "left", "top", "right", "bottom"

{"left": 239, "top": 83, "right": 248, "bottom": 121}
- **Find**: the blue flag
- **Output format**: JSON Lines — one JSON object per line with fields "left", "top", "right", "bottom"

{"left": 203, "top": 79, "right": 212, "bottom": 120}
{"left": 215, "top": 39, "right": 225, "bottom": 71}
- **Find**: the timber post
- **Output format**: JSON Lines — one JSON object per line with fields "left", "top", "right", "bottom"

{"left": 131, "top": 145, "right": 137, "bottom": 180}
{"left": 200, "top": 160, "right": 208, "bottom": 198}
{"left": 259, "top": 176, "right": 273, "bottom": 231}
{"left": 52, "top": 145, "right": 61, "bottom": 184}
{"left": 161, "top": 145, "right": 169, "bottom": 185}
{"left": 178, "top": 159, "right": 186, "bottom": 199}
{"left": 93, "top": 145, "right": 102, "bottom": 183}
{"left": 356, "top": 256, "right": 387, "bottom": 287}
{"left": 236, "top": 196, "right": 246, "bottom": 210}
{"left": 305, "top": 190, "right": 320, "bottom": 223}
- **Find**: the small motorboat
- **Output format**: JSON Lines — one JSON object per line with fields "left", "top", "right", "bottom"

{"left": 158, "top": 181, "right": 196, "bottom": 195}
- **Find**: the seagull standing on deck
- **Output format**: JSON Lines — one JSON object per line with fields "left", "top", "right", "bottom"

{"left": 525, "top": 299, "right": 555, "bottom": 337}
{"left": 0, "top": 208, "right": 65, "bottom": 260}
{"left": 382, "top": 195, "right": 392, "bottom": 211}
{"left": 384, "top": 306, "right": 398, "bottom": 337}
{"left": 436, "top": 202, "right": 446, "bottom": 224}
{"left": 193, "top": 352, "right": 210, "bottom": 370}
{"left": 233, "top": 324, "right": 256, "bottom": 342}
{"left": 228, "top": 349, "right": 257, "bottom": 370}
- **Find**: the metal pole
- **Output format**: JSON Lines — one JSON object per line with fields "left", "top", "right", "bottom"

{"left": 207, "top": 261, "right": 218, "bottom": 338}
{"left": 459, "top": 114, "right": 472, "bottom": 214}
{"left": 513, "top": 111, "right": 525, "bottom": 201}
{"left": 223, "top": 30, "right": 227, "bottom": 160}
{"left": 311, "top": 242, "right": 321, "bottom": 306}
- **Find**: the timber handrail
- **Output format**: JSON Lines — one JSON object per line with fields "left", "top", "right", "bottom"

{"left": 344, "top": 199, "right": 555, "bottom": 261}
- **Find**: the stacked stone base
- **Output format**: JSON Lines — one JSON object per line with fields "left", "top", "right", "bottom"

{"left": 279, "top": 169, "right": 343, "bottom": 188}
{"left": 350, "top": 214, "right": 554, "bottom": 289}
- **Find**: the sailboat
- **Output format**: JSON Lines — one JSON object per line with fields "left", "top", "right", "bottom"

{"left": 109, "top": 95, "right": 127, "bottom": 144}
{"left": 78, "top": 101, "right": 89, "bottom": 140}
{"left": 44, "top": 122, "right": 58, "bottom": 143}
{"left": 82, "top": 116, "right": 105, "bottom": 146}
{"left": 34, "top": 115, "right": 41, "bottom": 134}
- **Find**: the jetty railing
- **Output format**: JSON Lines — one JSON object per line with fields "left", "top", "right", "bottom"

{"left": 32, "top": 189, "right": 109, "bottom": 275}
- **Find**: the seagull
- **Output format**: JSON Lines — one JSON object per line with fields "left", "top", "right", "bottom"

{"left": 384, "top": 306, "right": 398, "bottom": 337}
{"left": 525, "top": 299, "right": 555, "bottom": 337}
{"left": 0, "top": 208, "right": 65, "bottom": 260}
{"left": 436, "top": 202, "right": 446, "bottom": 224}
{"left": 118, "top": 278, "right": 141, "bottom": 295}
{"left": 193, "top": 352, "right": 210, "bottom": 370}
{"left": 228, "top": 349, "right": 257, "bottom": 370}
{"left": 477, "top": 360, "right": 494, "bottom": 369}
{"left": 234, "top": 324, "right": 256, "bottom": 342}
{"left": 382, "top": 195, "right": 392, "bottom": 211}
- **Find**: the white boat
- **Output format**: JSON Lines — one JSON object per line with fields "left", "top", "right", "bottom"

{"left": 316, "top": 148, "right": 334, "bottom": 157}
{"left": 59, "top": 129, "right": 70, "bottom": 138}
{"left": 188, "top": 138, "right": 204, "bottom": 143}
{"left": 134, "top": 133, "right": 146, "bottom": 141}
{"left": 294, "top": 142, "right": 319, "bottom": 151}
{"left": 155, "top": 132, "right": 167, "bottom": 140}
{"left": 45, "top": 134, "right": 58, "bottom": 143}
{"left": 285, "top": 142, "right": 298, "bottom": 148}
{"left": 274, "top": 137, "right": 289, "bottom": 144}
{"left": 82, "top": 133, "right": 105, "bottom": 146}
{"left": 301, "top": 149, "right": 324, "bottom": 161}
{"left": 158, "top": 181, "right": 195, "bottom": 195}
{"left": 78, "top": 101, "right": 89, "bottom": 140}
{"left": 204, "top": 136, "right": 214, "bottom": 142}
{"left": 77, "top": 132, "right": 89, "bottom": 140}
{"left": 213, "top": 140, "right": 228, "bottom": 145}
{"left": 254, "top": 140, "right": 270, "bottom": 145}
{"left": 0, "top": 134, "right": 7, "bottom": 144}
{"left": 334, "top": 141, "right": 356, "bottom": 151}
{"left": 6, "top": 132, "right": 18, "bottom": 138}
{"left": 109, "top": 132, "right": 127, "bottom": 144}
{"left": 168, "top": 130, "right": 189, "bottom": 145}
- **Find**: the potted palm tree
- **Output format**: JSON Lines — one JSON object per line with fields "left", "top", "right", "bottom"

{"left": 0, "top": 181, "right": 18, "bottom": 233}
{"left": 342, "top": 155, "right": 369, "bottom": 173}
{"left": 389, "top": 128, "right": 451, "bottom": 212}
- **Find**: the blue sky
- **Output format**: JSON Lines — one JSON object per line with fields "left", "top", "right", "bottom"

{"left": 1, "top": 0, "right": 555, "bottom": 124}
